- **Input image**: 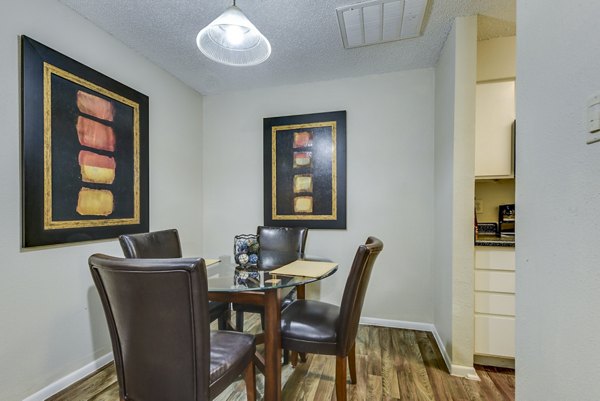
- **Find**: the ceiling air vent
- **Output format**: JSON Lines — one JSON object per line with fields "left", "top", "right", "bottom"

{"left": 336, "top": 0, "right": 427, "bottom": 49}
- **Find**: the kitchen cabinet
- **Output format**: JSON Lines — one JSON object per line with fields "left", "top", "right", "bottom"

{"left": 475, "top": 80, "right": 515, "bottom": 179}
{"left": 474, "top": 247, "right": 515, "bottom": 358}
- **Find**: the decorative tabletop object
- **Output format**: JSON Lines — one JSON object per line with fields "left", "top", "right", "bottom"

{"left": 233, "top": 233, "right": 259, "bottom": 267}
{"left": 233, "top": 266, "right": 262, "bottom": 287}
{"left": 237, "top": 253, "right": 249, "bottom": 266}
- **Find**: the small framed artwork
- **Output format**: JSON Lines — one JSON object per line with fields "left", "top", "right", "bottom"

{"left": 263, "top": 111, "right": 346, "bottom": 229}
{"left": 21, "top": 36, "right": 149, "bottom": 247}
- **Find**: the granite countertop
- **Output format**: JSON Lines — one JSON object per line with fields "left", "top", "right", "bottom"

{"left": 475, "top": 222, "right": 515, "bottom": 247}
{"left": 475, "top": 234, "right": 515, "bottom": 247}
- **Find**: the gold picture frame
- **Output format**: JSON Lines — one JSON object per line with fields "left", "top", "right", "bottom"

{"left": 263, "top": 111, "right": 346, "bottom": 229}
{"left": 21, "top": 36, "right": 149, "bottom": 247}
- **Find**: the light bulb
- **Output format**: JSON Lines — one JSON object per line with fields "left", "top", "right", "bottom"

{"left": 196, "top": 5, "right": 271, "bottom": 66}
{"left": 224, "top": 24, "right": 245, "bottom": 46}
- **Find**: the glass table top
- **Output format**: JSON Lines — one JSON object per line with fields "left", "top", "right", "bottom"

{"left": 205, "top": 253, "right": 337, "bottom": 292}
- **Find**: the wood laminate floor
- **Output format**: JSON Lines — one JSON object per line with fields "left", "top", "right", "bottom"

{"left": 47, "top": 315, "right": 515, "bottom": 401}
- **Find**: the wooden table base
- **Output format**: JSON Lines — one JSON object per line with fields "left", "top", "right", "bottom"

{"left": 209, "top": 289, "right": 282, "bottom": 401}
{"left": 264, "top": 289, "right": 282, "bottom": 401}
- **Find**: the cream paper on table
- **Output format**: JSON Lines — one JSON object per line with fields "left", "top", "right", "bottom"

{"left": 270, "top": 260, "right": 338, "bottom": 278}
{"left": 204, "top": 259, "right": 220, "bottom": 267}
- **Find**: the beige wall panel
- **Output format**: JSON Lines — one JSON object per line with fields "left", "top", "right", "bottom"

{"left": 475, "top": 292, "right": 515, "bottom": 316}
{"left": 475, "top": 248, "right": 516, "bottom": 270}
{"left": 475, "top": 315, "right": 515, "bottom": 357}
{"left": 475, "top": 270, "right": 515, "bottom": 293}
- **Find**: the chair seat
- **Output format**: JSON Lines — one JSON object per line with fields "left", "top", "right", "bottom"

{"left": 280, "top": 300, "right": 340, "bottom": 355}
{"left": 209, "top": 331, "right": 255, "bottom": 397}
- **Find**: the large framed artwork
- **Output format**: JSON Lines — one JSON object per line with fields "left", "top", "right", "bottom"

{"left": 21, "top": 36, "right": 149, "bottom": 247}
{"left": 263, "top": 111, "right": 346, "bottom": 229}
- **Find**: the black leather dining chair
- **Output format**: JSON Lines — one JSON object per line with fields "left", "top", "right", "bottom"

{"left": 89, "top": 255, "right": 256, "bottom": 401}
{"left": 280, "top": 237, "right": 383, "bottom": 401}
{"left": 119, "top": 229, "right": 230, "bottom": 330}
{"left": 233, "top": 226, "right": 309, "bottom": 332}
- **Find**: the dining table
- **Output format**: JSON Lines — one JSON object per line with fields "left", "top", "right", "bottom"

{"left": 205, "top": 252, "right": 338, "bottom": 401}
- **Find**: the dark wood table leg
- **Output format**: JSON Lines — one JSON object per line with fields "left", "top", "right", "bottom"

{"left": 264, "top": 288, "right": 282, "bottom": 401}
{"left": 295, "top": 284, "right": 307, "bottom": 363}
{"left": 296, "top": 284, "right": 305, "bottom": 300}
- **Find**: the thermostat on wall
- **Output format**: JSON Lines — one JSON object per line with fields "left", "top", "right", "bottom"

{"left": 586, "top": 94, "right": 600, "bottom": 144}
{"left": 587, "top": 94, "right": 600, "bottom": 133}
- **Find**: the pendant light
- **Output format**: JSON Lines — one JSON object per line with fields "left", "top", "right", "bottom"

{"left": 196, "top": 0, "right": 271, "bottom": 66}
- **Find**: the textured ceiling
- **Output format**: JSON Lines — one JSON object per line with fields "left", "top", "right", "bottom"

{"left": 59, "top": 0, "right": 515, "bottom": 95}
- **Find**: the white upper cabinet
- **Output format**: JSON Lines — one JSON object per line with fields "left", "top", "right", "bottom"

{"left": 475, "top": 80, "right": 516, "bottom": 179}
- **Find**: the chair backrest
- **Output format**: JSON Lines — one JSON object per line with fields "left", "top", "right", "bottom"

{"left": 256, "top": 226, "right": 308, "bottom": 269}
{"left": 119, "top": 229, "right": 182, "bottom": 258}
{"left": 257, "top": 226, "right": 308, "bottom": 253}
{"left": 89, "top": 254, "right": 211, "bottom": 401}
{"left": 336, "top": 237, "right": 384, "bottom": 356}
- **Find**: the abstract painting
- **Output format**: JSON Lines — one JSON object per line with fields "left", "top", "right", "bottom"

{"left": 21, "top": 36, "right": 149, "bottom": 247}
{"left": 263, "top": 111, "right": 346, "bottom": 229}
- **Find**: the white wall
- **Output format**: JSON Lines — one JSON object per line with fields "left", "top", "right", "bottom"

{"left": 0, "top": 1, "right": 203, "bottom": 399}
{"left": 433, "top": 15, "right": 477, "bottom": 373}
{"left": 449, "top": 16, "right": 477, "bottom": 370}
{"left": 477, "top": 36, "right": 516, "bottom": 82}
{"left": 433, "top": 19, "right": 457, "bottom": 361}
{"left": 517, "top": 1, "right": 600, "bottom": 400}
{"left": 203, "top": 70, "right": 435, "bottom": 322}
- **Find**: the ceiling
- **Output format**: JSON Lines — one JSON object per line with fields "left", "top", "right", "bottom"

{"left": 59, "top": 0, "right": 515, "bottom": 95}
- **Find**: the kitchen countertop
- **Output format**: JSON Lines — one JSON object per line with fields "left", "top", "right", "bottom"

{"left": 475, "top": 234, "right": 515, "bottom": 247}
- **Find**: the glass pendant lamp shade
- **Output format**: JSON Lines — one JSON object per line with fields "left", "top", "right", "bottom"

{"left": 196, "top": 5, "right": 271, "bottom": 66}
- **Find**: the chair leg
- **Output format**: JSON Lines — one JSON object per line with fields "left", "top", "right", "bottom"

{"left": 348, "top": 343, "right": 357, "bottom": 384}
{"left": 289, "top": 351, "right": 305, "bottom": 367}
{"left": 218, "top": 312, "right": 228, "bottom": 331}
{"left": 335, "top": 356, "right": 347, "bottom": 401}
{"left": 260, "top": 311, "right": 265, "bottom": 330}
{"left": 243, "top": 361, "right": 256, "bottom": 401}
{"left": 236, "top": 311, "right": 244, "bottom": 332}
{"left": 283, "top": 349, "right": 289, "bottom": 365}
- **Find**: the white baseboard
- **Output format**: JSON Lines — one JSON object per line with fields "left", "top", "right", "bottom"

{"left": 360, "top": 317, "right": 479, "bottom": 381}
{"left": 450, "top": 364, "right": 480, "bottom": 380}
{"left": 24, "top": 318, "right": 480, "bottom": 400}
{"left": 473, "top": 354, "right": 515, "bottom": 369}
{"left": 23, "top": 353, "right": 113, "bottom": 401}
{"left": 428, "top": 322, "right": 453, "bottom": 374}
{"left": 360, "top": 316, "right": 451, "bottom": 372}
{"left": 359, "top": 316, "right": 436, "bottom": 333}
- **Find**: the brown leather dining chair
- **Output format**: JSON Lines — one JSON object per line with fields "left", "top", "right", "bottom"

{"left": 119, "top": 229, "right": 230, "bottom": 330}
{"left": 89, "top": 255, "right": 256, "bottom": 401}
{"left": 280, "top": 237, "right": 383, "bottom": 401}
{"left": 233, "top": 225, "right": 309, "bottom": 332}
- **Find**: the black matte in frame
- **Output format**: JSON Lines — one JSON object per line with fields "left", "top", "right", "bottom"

{"left": 263, "top": 110, "right": 347, "bottom": 230}
{"left": 20, "top": 36, "right": 149, "bottom": 247}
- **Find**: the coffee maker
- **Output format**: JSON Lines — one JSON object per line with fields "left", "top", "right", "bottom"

{"left": 498, "top": 204, "right": 515, "bottom": 236}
